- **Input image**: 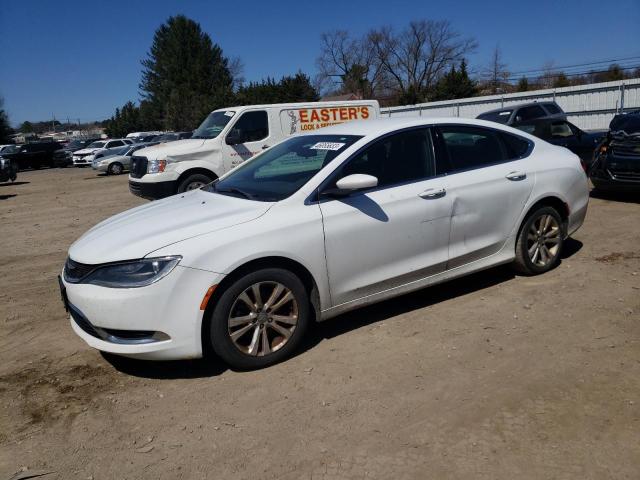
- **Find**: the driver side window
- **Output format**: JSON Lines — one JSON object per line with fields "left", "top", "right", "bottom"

{"left": 338, "top": 128, "right": 435, "bottom": 189}
{"left": 228, "top": 111, "right": 269, "bottom": 143}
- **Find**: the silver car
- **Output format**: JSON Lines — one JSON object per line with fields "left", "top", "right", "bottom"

{"left": 92, "top": 144, "right": 150, "bottom": 175}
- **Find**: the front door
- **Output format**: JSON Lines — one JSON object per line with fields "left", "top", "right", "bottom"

{"left": 319, "top": 128, "right": 451, "bottom": 306}
{"left": 222, "top": 110, "right": 272, "bottom": 171}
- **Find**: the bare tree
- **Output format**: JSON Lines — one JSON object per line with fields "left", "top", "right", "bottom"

{"left": 483, "top": 45, "right": 510, "bottom": 94}
{"left": 228, "top": 56, "right": 245, "bottom": 90}
{"left": 368, "top": 20, "right": 477, "bottom": 103}
{"left": 315, "top": 30, "right": 387, "bottom": 98}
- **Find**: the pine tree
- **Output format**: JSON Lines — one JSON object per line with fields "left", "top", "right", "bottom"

{"left": 0, "top": 98, "right": 13, "bottom": 143}
{"left": 516, "top": 77, "right": 529, "bottom": 92}
{"left": 139, "top": 15, "right": 234, "bottom": 131}
{"left": 430, "top": 60, "right": 478, "bottom": 101}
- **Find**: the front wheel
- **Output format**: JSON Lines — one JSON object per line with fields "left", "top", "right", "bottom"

{"left": 177, "top": 173, "right": 214, "bottom": 193}
{"left": 513, "top": 206, "right": 564, "bottom": 275}
{"left": 208, "top": 268, "right": 310, "bottom": 370}
{"left": 108, "top": 162, "right": 124, "bottom": 175}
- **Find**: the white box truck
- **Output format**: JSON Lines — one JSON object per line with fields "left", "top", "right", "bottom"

{"left": 128, "top": 100, "right": 380, "bottom": 199}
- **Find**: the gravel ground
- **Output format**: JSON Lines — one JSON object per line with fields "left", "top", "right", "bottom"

{"left": 1, "top": 168, "right": 639, "bottom": 479}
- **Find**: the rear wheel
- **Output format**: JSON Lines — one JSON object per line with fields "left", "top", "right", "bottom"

{"left": 513, "top": 206, "right": 564, "bottom": 275}
{"left": 177, "top": 173, "right": 213, "bottom": 193}
{"left": 108, "top": 162, "right": 124, "bottom": 175}
{"left": 209, "top": 268, "right": 310, "bottom": 370}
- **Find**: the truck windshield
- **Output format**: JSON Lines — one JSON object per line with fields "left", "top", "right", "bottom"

{"left": 205, "top": 134, "right": 362, "bottom": 202}
{"left": 192, "top": 111, "right": 235, "bottom": 139}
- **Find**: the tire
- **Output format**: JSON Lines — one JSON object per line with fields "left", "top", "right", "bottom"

{"left": 108, "top": 162, "right": 124, "bottom": 175}
{"left": 209, "top": 268, "right": 310, "bottom": 370}
{"left": 177, "top": 173, "right": 213, "bottom": 193}
{"left": 513, "top": 206, "right": 564, "bottom": 275}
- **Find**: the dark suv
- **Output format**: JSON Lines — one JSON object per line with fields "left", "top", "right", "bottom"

{"left": 589, "top": 112, "right": 640, "bottom": 192}
{"left": 514, "top": 118, "right": 606, "bottom": 170}
{"left": 4, "top": 141, "right": 65, "bottom": 170}
{"left": 477, "top": 101, "right": 566, "bottom": 126}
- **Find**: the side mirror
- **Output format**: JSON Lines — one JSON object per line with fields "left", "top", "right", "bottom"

{"left": 324, "top": 174, "right": 378, "bottom": 197}
{"left": 225, "top": 129, "right": 243, "bottom": 146}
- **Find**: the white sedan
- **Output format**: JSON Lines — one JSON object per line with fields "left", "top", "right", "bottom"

{"left": 60, "top": 118, "right": 589, "bottom": 369}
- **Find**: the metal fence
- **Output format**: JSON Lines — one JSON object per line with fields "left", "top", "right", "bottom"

{"left": 380, "top": 78, "right": 640, "bottom": 131}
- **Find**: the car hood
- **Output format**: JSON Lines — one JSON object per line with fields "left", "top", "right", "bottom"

{"left": 135, "top": 138, "right": 208, "bottom": 161}
{"left": 68, "top": 190, "right": 273, "bottom": 264}
{"left": 74, "top": 148, "right": 100, "bottom": 155}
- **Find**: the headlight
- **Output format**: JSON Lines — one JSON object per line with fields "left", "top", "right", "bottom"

{"left": 82, "top": 256, "right": 181, "bottom": 288}
{"left": 147, "top": 159, "right": 167, "bottom": 173}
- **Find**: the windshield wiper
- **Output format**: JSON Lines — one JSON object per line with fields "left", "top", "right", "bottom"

{"left": 214, "top": 186, "right": 255, "bottom": 200}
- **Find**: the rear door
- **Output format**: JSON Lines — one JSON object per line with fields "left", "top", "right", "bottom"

{"left": 433, "top": 125, "right": 535, "bottom": 268}
{"left": 319, "top": 128, "right": 452, "bottom": 306}
{"left": 222, "top": 110, "right": 271, "bottom": 170}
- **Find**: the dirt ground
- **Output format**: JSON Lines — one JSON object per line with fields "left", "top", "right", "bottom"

{"left": 1, "top": 168, "right": 639, "bottom": 480}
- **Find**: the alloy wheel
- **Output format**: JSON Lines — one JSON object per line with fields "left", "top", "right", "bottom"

{"left": 227, "top": 281, "right": 298, "bottom": 356}
{"left": 186, "top": 181, "right": 205, "bottom": 190}
{"left": 527, "top": 214, "right": 561, "bottom": 267}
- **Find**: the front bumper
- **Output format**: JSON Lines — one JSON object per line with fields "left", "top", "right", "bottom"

{"left": 129, "top": 179, "right": 177, "bottom": 200}
{"left": 73, "top": 156, "right": 93, "bottom": 166}
{"left": 62, "top": 265, "right": 224, "bottom": 360}
{"left": 590, "top": 153, "right": 640, "bottom": 191}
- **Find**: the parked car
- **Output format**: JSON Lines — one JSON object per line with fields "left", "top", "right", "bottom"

{"left": 477, "top": 101, "right": 566, "bottom": 125}
{"left": 72, "top": 139, "right": 133, "bottom": 166}
{"left": 129, "top": 100, "right": 380, "bottom": 199}
{"left": 513, "top": 118, "right": 606, "bottom": 170}
{"left": 0, "top": 144, "right": 19, "bottom": 155}
{"left": 61, "top": 117, "right": 588, "bottom": 369}
{"left": 154, "top": 131, "right": 193, "bottom": 143}
{"left": 92, "top": 143, "right": 151, "bottom": 175}
{"left": 589, "top": 112, "right": 640, "bottom": 192}
{"left": 0, "top": 156, "right": 18, "bottom": 182}
{"left": 53, "top": 138, "right": 103, "bottom": 167}
{"left": 2, "top": 141, "right": 64, "bottom": 169}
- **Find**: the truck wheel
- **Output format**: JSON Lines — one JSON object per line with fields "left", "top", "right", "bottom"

{"left": 208, "top": 268, "right": 310, "bottom": 370}
{"left": 177, "top": 173, "right": 213, "bottom": 193}
{"left": 108, "top": 162, "right": 124, "bottom": 175}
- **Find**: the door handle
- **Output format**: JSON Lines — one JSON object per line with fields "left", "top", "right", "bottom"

{"left": 505, "top": 171, "right": 527, "bottom": 181}
{"left": 419, "top": 188, "right": 446, "bottom": 199}
{"left": 261, "top": 145, "right": 270, "bottom": 150}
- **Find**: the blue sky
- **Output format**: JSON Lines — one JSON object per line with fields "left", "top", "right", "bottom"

{"left": 1, "top": 0, "right": 639, "bottom": 126}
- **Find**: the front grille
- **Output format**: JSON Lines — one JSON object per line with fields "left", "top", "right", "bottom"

{"left": 608, "top": 169, "right": 640, "bottom": 182}
{"left": 129, "top": 181, "right": 142, "bottom": 195}
{"left": 611, "top": 144, "right": 640, "bottom": 157}
{"left": 64, "top": 257, "right": 96, "bottom": 283}
{"left": 130, "top": 156, "right": 148, "bottom": 178}
{"left": 70, "top": 306, "right": 101, "bottom": 339}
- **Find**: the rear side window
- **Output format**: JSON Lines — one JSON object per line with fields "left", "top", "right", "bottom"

{"left": 229, "top": 111, "right": 269, "bottom": 143}
{"left": 515, "top": 105, "right": 546, "bottom": 122}
{"left": 544, "top": 103, "right": 562, "bottom": 115}
{"left": 108, "top": 140, "right": 124, "bottom": 148}
{"left": 500, "top": 132, "right": 531, "bottom": 158}
{"left": 435, "top": 125, "right": 529, "bottom": 174}
{"left": 339, "top": 128, "right": 435, "bottom": 188}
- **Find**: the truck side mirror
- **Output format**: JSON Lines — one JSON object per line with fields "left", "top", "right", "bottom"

{"left": 225, "top": 129, "right": 243, "bottom": 146}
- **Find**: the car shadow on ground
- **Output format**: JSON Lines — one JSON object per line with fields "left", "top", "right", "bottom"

{"left": 104, "top": 239, "right": 583, "bottom": 380}
{"left": 0, "top": 181, "right": 29, "bottom": 187}
{"left": 0, "top": 194, "right": 17, "bottom": 200}
{"left": 590, "top": 189, "right": 640, "bottom": 204}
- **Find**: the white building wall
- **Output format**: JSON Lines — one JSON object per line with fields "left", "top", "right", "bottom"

{"left": 381, "top": 78, "right": 640, "bottom": 131}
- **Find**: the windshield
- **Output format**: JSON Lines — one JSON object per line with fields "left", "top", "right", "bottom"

{"left": 87, "top": 141, "right": 106, "bottom": 149}
{"left": 206, "top": 134, "right": 362, "bottom": 202}
{"left": 104, "top": 146, "right": 129, "bottom": 157}
{"left": 192, "top": 111, "right": 235, "bottom": 139}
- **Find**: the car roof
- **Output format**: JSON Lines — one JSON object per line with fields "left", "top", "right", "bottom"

{"left": 479, "top": 101, "right": 557, "bottom": 116}
{"left": 309, "top": 117, "right": 538, "bottom": 140}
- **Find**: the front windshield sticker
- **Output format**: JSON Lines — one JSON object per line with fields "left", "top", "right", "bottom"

{"left": 310, "top": 142, "right": 346, "bottom": 151}
{"left": 224, "top": 111, "right": 235, "bottom": 117}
